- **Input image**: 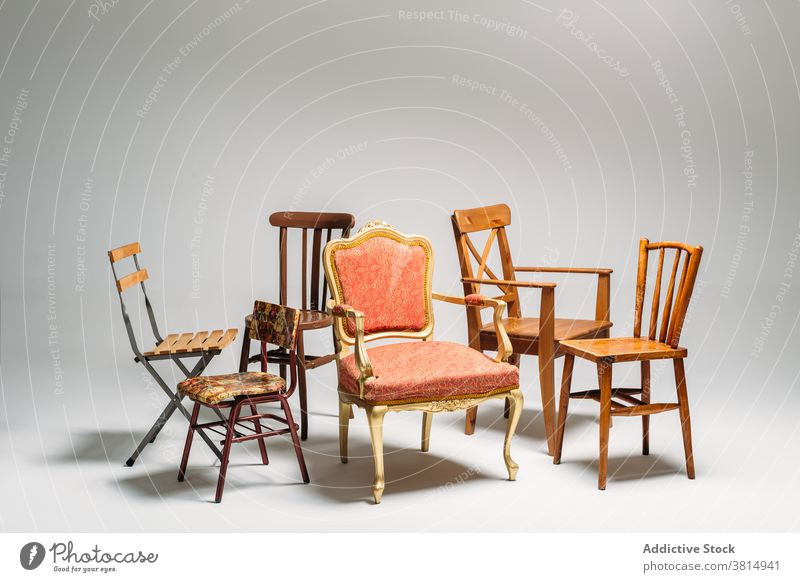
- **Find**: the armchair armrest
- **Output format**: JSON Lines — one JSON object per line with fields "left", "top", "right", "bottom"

{"left": 511, "top": 266, "right": 613, "bottom": 322}
{"left": 514, "top": 266, "right": 612, "bottom": 275}
{"left": 432, "top": 292, "right": 512, "bottom": 363}
{"left": 327, "top": 301, "right": 374, "bottom": 396}
{"left": 460, "top": 277, "right": 557, "bottom": 289}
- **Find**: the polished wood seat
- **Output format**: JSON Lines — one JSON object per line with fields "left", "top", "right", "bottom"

{"left": 244, "top": 310, "right": 336, "bottom": 371}
{"left": 559, "top": 337, "right": 687, "bottom": 363}
{"left": 481, "top": 318, "right": 611, "bottom": 349}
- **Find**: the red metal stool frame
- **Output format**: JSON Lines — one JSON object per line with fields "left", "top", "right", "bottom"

{"left": 178, "top": 301, "right": 309, "bottom": 503}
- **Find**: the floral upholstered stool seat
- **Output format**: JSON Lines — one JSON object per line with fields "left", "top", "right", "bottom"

{"left": 179, "top": 372, "right": 286, "bottom": 405}
{"left": 339, "top": 341, "right": 519, "bottom": 405}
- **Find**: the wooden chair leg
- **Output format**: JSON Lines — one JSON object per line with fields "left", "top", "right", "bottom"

{"left": 177, "top": 401, "right": 201, "bottom": 482}
{"left": 553, "top": 354, "right": 574, "bottom": 465}
{"left": 673, "top": 358, "right": 696, "bottom": 479}
{"left": 464, "top": 406, "right": 477, "bottom": 435}
{"left": 215, "top": 402, "right": 241, "bottom": 503}
{"left": 281, "top": 396, "right": 310, "bottom": 483}
{"left": 250, "top": 402, "right": 268, "bottom": 465}
{"left": 597, "top": 359, "right": 613, "bottom": 490}
{"left": 366, "top": 405, "right": 388, "bottom": 504}
{"left": 297, "top": 333, "right": 309, "bottom": 441}
{"left": 421, "top": 412, "right": 433, "bottom": 452}
{"left": 504, "top": 389, "right": 524, "bottom": 480}
{"left": 538, "top": 343, "right": 557, "bottom": 456}
{"left": 641, "top": 361, "right": 651, "bottom": 455}
{"left": 338, "top": 399, "right": 350, "bottom": 464}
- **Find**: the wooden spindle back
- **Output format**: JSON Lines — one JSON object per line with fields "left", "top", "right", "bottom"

{"left": 633, "top": 238, "right": 703, "bottom": 348}
{"left": 269, "top": 211, "right": 355, "bottom": 311}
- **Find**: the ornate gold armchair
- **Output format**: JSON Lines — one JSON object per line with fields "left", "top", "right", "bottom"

{"left": 323, "top": 221, "right": 524, "bottom": 503}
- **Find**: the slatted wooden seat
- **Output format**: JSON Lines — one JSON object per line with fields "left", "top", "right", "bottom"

{"left": 555, "top": 238, "right": 704, "bottom": 489}
{"left": 109, "top": 242, "right": 238, "bottom": 466}
{"left": 145, "top": 329, "right": 238, "bottom": 357}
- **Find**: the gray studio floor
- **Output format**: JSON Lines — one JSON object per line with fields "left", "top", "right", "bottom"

{"left": 2, "top": 353, "right": 798, "bottom": 533}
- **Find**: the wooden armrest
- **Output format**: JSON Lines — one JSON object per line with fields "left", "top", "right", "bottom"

{"left": 432, "top": 292, "right": 513, "bottom": 362}
{"left": 514, "top": 266, "right": 613, "bottom": 275}
{"left": 327, "top": 301, "right": 374, "bottom": 392}
{"left": 461, "top": 277, "right": 557, "bottom": 289}
{"left": 432, "top": 292, "right": 494, "bottom": 307}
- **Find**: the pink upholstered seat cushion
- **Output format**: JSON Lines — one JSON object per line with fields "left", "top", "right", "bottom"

{"left": 333, "top": 236, "right": 427, "bottom": 335}
{"left": 339, "top": 341, "right": 519, "bottom": 404}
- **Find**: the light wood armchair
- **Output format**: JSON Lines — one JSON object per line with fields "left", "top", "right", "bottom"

{"left": 451, "top": 203, "right": 613, "bottom": 455}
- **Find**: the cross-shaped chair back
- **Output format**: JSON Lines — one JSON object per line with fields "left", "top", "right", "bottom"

{"left": 323, "top": 221, "right": 434, "bottom": 344}
{"left": 269, "top": 211, "right": 355, "bottom": 312}
{"left": 633, "top": 238, "right": 703, "bottom": 348}
{"left": 451, "top": 204, "right": 522, "bottom": 348}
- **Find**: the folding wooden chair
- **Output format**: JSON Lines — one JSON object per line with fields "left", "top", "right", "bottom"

{"left": 108, "top": 242, "right": 238, "bottom": 466}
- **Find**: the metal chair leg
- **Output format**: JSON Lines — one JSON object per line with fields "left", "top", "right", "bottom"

{"left": 215, "top": 401, "right": 242, "bottom": 503}
{"left": 126, "top": 398, "right": 179, "bottom": 466}
{"left": 178, "top": 402, "right": 201, "bottom": 481}
{"left": 281, "top": 396, "right": 310, "bottom": 483}
{"left": 251, "top": 403, "right": 269, "bottom": 465}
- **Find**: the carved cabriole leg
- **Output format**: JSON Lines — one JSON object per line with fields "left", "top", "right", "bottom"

{"left": 553, "top": 354, "right": 574, "bottom": 465}
{"left": 641, "top": 361, "right": 651, "bottom": 455}
{"left": 503, "top": 389, "right": 524, "bottom": 480}
{"left": 503, "top": 353, "right": 521, "bottom": 419}
{"left": 597, "top": 359, "right": 613, "bottom": 490}
{"left": 338, "top": 399, "right": 350, "bottom": 464}
{"left": 421, "top": 412, "right": 433, "bottom": 452}
{"left": 673, "top": 358, "right": 696, "bottom": 479}
{"left": 366, "top": 405, "right": 388, "bottom": 504}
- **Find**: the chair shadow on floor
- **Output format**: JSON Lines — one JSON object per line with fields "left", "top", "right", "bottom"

{"left": 556, "top": 454, "right": 688, "bottom": 485}
{"left": 44, "top": 430, "right": 141, "bottom": 464}
{"left": 305, "top": 443, "right": 498, "bottom": 504}
{"left": 467, "top": 399, "right": 598, "bottom": 452}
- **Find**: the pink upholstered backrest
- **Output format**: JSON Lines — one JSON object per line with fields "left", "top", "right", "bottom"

{"left": 325, "top": 224, "right": 433, "bottom": 340}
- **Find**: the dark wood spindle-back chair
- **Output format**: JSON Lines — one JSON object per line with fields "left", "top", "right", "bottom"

{"left": 555, "top": 238, "right": 704, "bottom": 489}
{"left": 239, "top": 211, "right": 355, "bottom": 440}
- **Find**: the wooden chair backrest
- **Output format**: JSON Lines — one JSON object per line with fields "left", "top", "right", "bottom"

{"left": 451, "top": 204, "right": 520, "bottom": 346}
{"left": 108, "top": 242, "right": 163, "bottom": 354}
{"left": 634, "top": 238, "right": 703, "bottom": 348}
{"left": 269, "top": 211, "right": 355, "bottom": 312}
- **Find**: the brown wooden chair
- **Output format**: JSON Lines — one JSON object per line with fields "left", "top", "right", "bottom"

{"left": 452, "top": 203, "right": 613, "bottom": 455}
{"left": 555, "top": 238, "right": 703, "bottom": 489}
{"left": 239, "top": 211, "right": 355, "bottom": 440}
